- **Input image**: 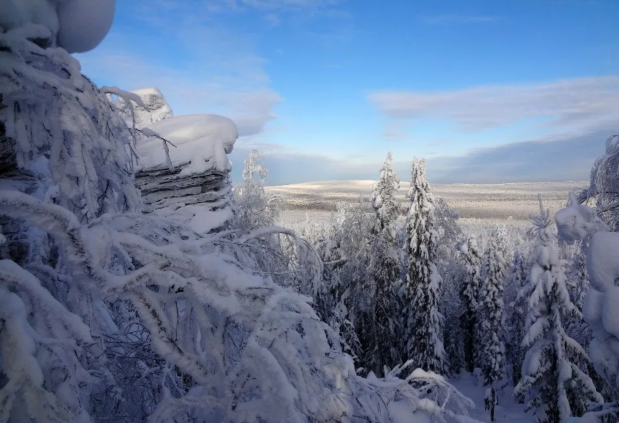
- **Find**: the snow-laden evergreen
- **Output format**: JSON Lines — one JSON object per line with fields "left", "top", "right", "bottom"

{"left": 364, "top": 152, "right": 403, "bottom": 375}
{"left": 403, "top": 158, "right": 446, "bottom": 374}
{"left": 371, "top": 152, "right": 401, "bottom": 242}
{"left": 232, "top": 149, "right": 282, "bottom": 232}
{"left": 505, "top": 248, "right": 530, "bottom": 387}
{"left": 479, "top": 227, "right": 509, "bottom": 421}
{"left": 458, "top": 236, "right": 483, "bottom": 373}
{"left": 515, "top": 197, "right": 603, "bottom": 423}
{"left": 579, "top": 134, "right": 619, "bottom": 231}
{"left": 556, "top": 191, "right": 619, "bottom": 421}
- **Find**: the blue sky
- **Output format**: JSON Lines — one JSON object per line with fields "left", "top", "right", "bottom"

{"left": 78, "top": 0, "right": 619, "bottom": 185}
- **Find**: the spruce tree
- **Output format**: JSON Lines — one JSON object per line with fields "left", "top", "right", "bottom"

{"left": 365, "top": 152, "right": 403, "bottom": 375}
{"left": 515, "top": 197, "right": 603, "bottom": 423}
{"left": 479, "top": 228, "right": 509, "bottom": 421}
{"left": 403, "top": 158, "right": 445, "bottom": 373}
{"left": 505, "top": 248, "right": 530, "bottom": 388}
{"left": 458, "top": 236, "right": 483, "bottom": 373}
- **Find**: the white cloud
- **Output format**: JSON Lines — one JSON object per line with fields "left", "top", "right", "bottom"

{"left": 369, "top": 76, "right": 619, "bottom": 135}
{"left": 77, "top": 4, "right": 283, "bottom": 138}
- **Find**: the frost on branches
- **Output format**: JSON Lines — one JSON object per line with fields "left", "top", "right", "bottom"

{"left": 515, "top": 196, "right": 602, "bottom": 423}
{"left": 0, "top": 17, "right": 480, "bottom": 423}
{"left": 0, "top": 23, "right": 141, "bottom": 224}
{"left": 403, "top": 158, "right": 446, "bottom": 374}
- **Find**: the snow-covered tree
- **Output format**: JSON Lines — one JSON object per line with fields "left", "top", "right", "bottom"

{"left": 371, "top": 152, "right": 401, "bottom": 241}
{"left": 364, "top": 152, "right": 403, "bottom": 375}
{"left": 505, "top": 248, "right": 531, "bottom": 387}
{"left": 232, "top": 149, "right": 282, "bottom": 231}
{"left": 556, "top": 192, "right": 619, "bottom": 421}
{"left": 515, "top": 196, "right": 603, "bottom": 423}
{"left": 457, "top": 236, "right": 483, "bottom": 373}
{"left": 579, "top": 134, "right": 619, "bottom": 231}
{"left": 479, "top": 227, "right": 509, "bottom": 421}
{"left": 403, "top": 158, "right": 446, "bottom": 373}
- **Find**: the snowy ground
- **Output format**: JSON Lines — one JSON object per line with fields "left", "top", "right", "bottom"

{"left": 449, "top": 373, "right": 533, "bottom": 423}
{"left": 267, "top": 180, "right": 588, "bottom": 229}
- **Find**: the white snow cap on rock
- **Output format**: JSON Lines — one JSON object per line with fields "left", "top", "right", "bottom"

{"left": 115, "top": 87, "right": 173, "bottom": 129}
{"left": 131, "top": 88, "right": 173, "bottom": 124}
{"left": 137, "top": 114, "right": 239, "bottom": 173}
{"left": 0, "top": 0, "right": 115, "bottom": 53}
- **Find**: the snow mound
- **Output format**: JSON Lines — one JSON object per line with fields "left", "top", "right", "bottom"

{"left": 603, "top": 286, "right": 619, "bottom": 339}
{"left": 137, "top": 114, "right": 238, "bottom": 173}
{"left": 57, "top": 0, "right": 115, "bottom": 53}
{"left": 0, "top": 0, "right": 115, "bottom": 53}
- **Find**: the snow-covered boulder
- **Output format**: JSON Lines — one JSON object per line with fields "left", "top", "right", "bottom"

{"left": 135, "top": 114, "right": 238, "bottom": 233}
{"left": 0, "top": 0, "right": 115, "bottom": 53}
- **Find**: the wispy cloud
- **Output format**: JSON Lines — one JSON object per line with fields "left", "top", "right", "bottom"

{"left": 423, "top": 129, "right": 611, "bottom": 184}
{"left": 229, "top": 129, "right": 613, "bottom": 185}
{"left": 77, "top": 3, "right": 283, "bottom": 138}
{"left": 423, "top": 15, "right": 500, "bottom": 25}
{"left": 369, "top": 76, "right": 619, "bottom": 136}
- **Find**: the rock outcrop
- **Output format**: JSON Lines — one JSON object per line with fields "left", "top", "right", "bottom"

{"left": 135, "top": 113, "right": 238, "bottom": 234}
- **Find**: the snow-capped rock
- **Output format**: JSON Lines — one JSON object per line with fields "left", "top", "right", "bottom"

{"left": 135, "top": 114, "right": 238, "bottom": 233}
{"left": 117, "top": 87, "right": 173, "bottom": 129}
{"left": 56, "top": 0, "right": 115, "bottom": 53}
{"left": 0, "top": 0, "right": 115, "bottom": 53}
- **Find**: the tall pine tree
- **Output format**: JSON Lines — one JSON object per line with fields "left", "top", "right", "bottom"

{"left": 403, "top": 158, "right": 446, "bottom": 373}
{"left": 479, "top": 227, "right": 509, "bottom": 421}
{"left": 515, "top": 197, "right": 603, "bottom": 423}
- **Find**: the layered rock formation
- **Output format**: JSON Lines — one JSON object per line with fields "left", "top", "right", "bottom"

{"left": 135, "top": 113, "right": 238, "bottom": 234}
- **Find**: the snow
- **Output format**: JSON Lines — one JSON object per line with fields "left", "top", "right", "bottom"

{"left": 602, "top": 286, "right": 619, "bottom": 339}
{"left": 130, "top": 87, "right": 173, "bottom": 126}
{"left": 157, "top": 205, "right": 233, "bottom": 235}
{"left": 555, "top": 191, "right": 619, "bottom": 408}
{"left": 582, "top": 288, "right": 604, "bottom": 332}
{"left": 586, "top": 231, "right": 619, "bottom": 291}
{"left": 0, "top": 0, "right": 59, "bottom": 35}
{"left": 0, "top": 0, "right": 115, "bottom": 53}
{"left": 137, "top": 114, "right": 238, "bottom": 173}
{"left": 57, "top": 0, "right": 115, "bottom": 53}
{"left": 450, "top": 373, "right": 531, "bottom": 423}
